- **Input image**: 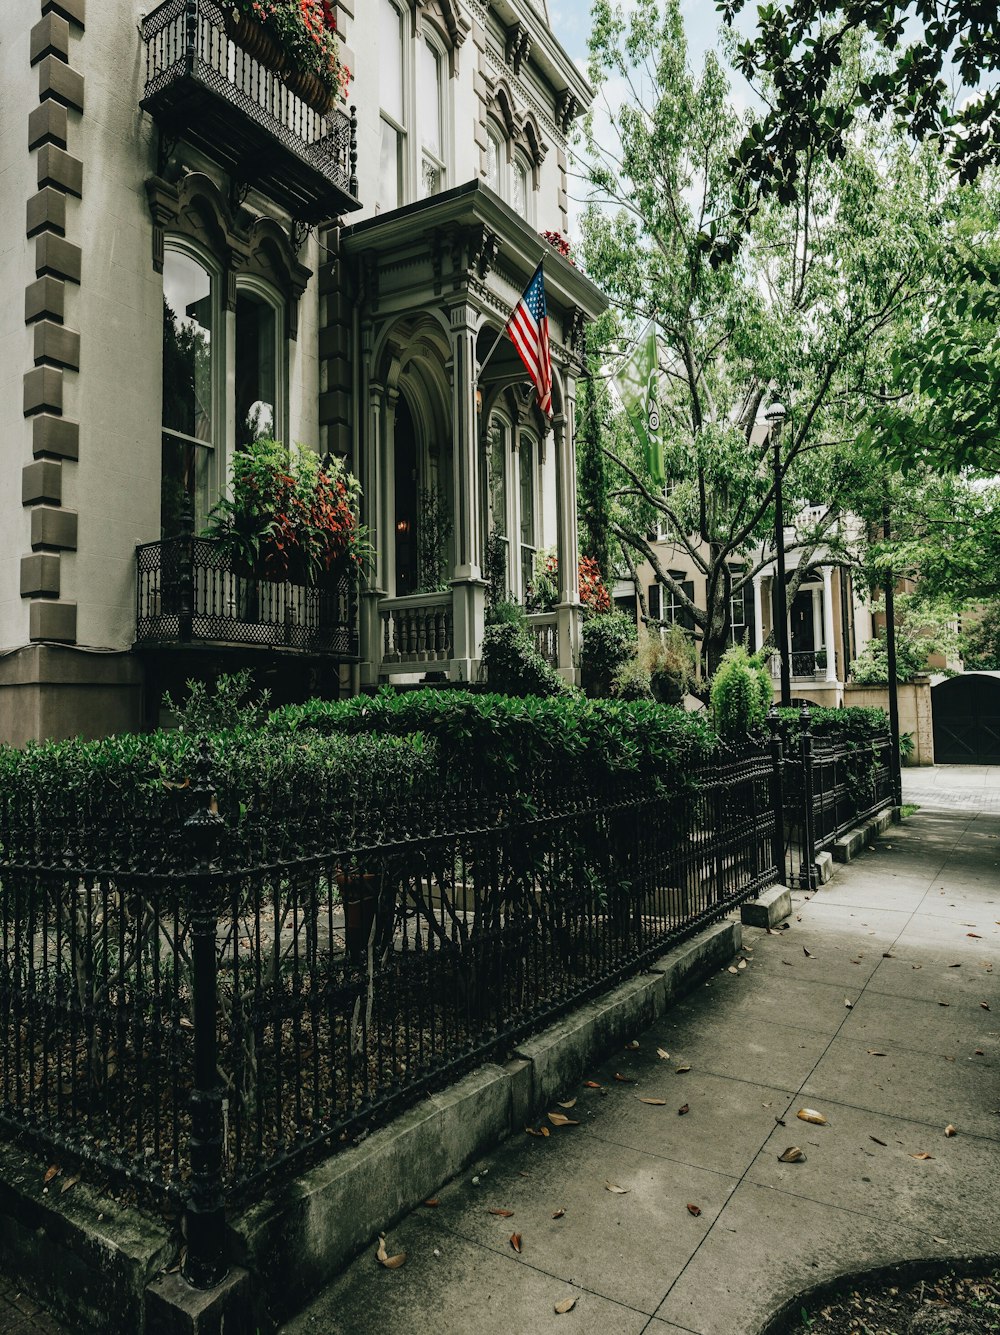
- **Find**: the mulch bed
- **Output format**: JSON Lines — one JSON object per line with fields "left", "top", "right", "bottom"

{"left": 787, "top": 1266, "right": 1000, "bottom": 1334}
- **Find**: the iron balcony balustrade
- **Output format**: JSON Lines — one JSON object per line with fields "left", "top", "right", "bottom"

{"left": 141, "top": 0, "right": 360, "bottom": 222}
{"left": 135, "top": 533, "right": 360, "bottom": 658}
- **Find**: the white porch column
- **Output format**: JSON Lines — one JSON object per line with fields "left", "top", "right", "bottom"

{"left": 360, "top": 372, "right": 388, "bottom": 688}
{"left": 448, "top": 302, "right": 486, "bottom": 681}
{"left": 553, "top": 380, "right": 582, "bottom": 684}
{"left": 752, "top": 575, "right": 765, "bottom": 653}
{"left": 822, "top": 565, "right": 838, "bottom": 682}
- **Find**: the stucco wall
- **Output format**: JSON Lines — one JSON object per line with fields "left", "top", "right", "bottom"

{"left": 843, "top": 677, "right": 934, "bottom": 766}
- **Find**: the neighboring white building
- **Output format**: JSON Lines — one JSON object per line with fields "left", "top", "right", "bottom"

{"left": 0, "top": 0, "right": 606, "bottom": 744}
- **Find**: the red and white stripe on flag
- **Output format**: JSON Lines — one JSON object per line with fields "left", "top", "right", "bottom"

{"left": 506, "top": 264, "right": 552, "bottom": 415}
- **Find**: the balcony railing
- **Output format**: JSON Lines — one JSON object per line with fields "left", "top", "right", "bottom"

{"left": 136, "top": 536, "right": 359, "bottom": 656}
{"left": 141, "top": 0, "right": 359, "bottom": 221}
{"left": 770, "top": 650, "right": 837, "bottom": 680}
{"left": 380, "top": 593, "right": 454, "bottom": 667}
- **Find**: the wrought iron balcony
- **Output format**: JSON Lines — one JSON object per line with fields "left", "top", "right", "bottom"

{"left": 141, "top": 0, "right": 360, "bottom": 222}
{"left": 136, "top": 535, "right": 359, "bottom": 657}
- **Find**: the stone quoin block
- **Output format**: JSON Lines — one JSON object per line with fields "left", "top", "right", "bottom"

{"left": 21, "top": 554, "right": 62, "bottom": 598}
{"left": 26, "top": 187, "right": 67, "bottom": 238}
{"left": 36, "top": 144, "right": 83, "bottom": 197}
{"left": 30, "top": 13, "right": 71, "bottom": 65}
{"left": 22, "top": 459, "right": 63, "bottom": 506}
{"left": 35, "top": 233, "right": 81, "bottom": 283}
{"left": 37, "top": 54, "right": 85, "bottom": 111}
{"left": 32, "top": 415, "right": 79, "bottom": 460}
{"left": 42, "top": 0, "right": 86, "bottom": 28}
{"left": 29, "top": 601, "right": 77, "bottom": 644}
{"left": 25, "top": 276, "right": 65, "bottom": 324}
{"left": 23, "top": 366, "right": 64, "bottom": 417}
{"left": 33, "top": 320, "right": 80, "bottom": 369}
{"left": 31, "top": 506, "right": 78, "bottom": 551}
{"left": 28, "top": 100, "right": 69, "bottom": 151}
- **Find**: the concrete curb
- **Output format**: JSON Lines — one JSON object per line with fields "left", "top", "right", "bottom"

{"left": 832, "top": 806, "right": 898, "bottom": 863}
{"left": 232, "top": 916, "right": 742, "bottom": 1327}
{"left": 740, "top": 884, "right": 792, "bottom": 929}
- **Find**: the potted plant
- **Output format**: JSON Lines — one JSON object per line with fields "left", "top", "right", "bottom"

{"left": 225, "top": 0, "right": 348, "bottom": 113}
{"left": 205, "top": 439, "right": 369, "bottom": 586}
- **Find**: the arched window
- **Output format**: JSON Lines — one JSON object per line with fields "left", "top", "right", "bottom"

{"left": 235, "top": 281, "right": 285, "bottom": 449}
{"left": 486, "top": 126, "right": 504, "bottom": 196}
{"left": 161, "top": 245, "right": 219, "bottom": 535}
{"left": 512, "top": 153, "right": 531, "bottom": 223}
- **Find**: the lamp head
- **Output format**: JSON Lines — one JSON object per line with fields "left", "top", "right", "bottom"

{"left": 764, "top": 401, "right": 787, "bottom": 424}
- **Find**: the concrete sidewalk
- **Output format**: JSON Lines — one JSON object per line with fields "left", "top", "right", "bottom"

{"left": 283, "top": 804, "right": 1000, "bottom": 1335}
{"left": 902, "top": 762, "right": 1000, "bottom": 813}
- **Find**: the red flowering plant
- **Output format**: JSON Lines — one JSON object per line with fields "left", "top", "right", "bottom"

{"left": 526, "top": 550, "right": 610, "bottom": 614}
{"left": 230, "top": 0, "right": 347, "bottom": 98}
{"left": 540, "top": 230, "right": 575, "bottom": 266}
{"left": 205, "top": 439, "right": 370, "bottom": 585}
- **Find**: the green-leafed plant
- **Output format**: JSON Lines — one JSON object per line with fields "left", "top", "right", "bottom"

{"left": 610, "top": 658, "right": 654, "bottom": 701}
{"left": 205, "top": 439, "right": 368, "bottom": 585}
{"left": 710, "top": 645, "right": 772, "bottom": 739}
{"left": 480, "top": 622, "right": 571, "bottom": 698}
{"left": 640, "top": 626, "right": 698, "bottom": 706}
{"left": 417, "top": 487, "right": 452, "bottom": 593}
{"left": 231, "top": 0, "right": 347, "bottom": 98}
{"left": 581, "top": 611, "right": 636, "bottom": 697}
{"left": 162, "top": 669, "right": 271, "bottom": 733}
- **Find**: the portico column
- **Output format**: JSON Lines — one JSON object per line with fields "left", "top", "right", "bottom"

{"left": 752, "top": 575, "right": 765, "bottom": 653}
{"left": 360, "top": 374, "right": 388, "bottom": 688}
{"left": 554, "top": 376, "right": 582, "bottom": 685}
{"left": 448, "top": 302, "right": 486, "bottom": 682}
{"left": 822, "top": 565, "right": 838, "bottom": 682}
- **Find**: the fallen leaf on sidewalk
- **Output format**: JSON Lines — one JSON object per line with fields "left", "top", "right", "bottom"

{"left": 376, "top": 1234, "right": 406, "bottom": 1268}
{"left": 803, "top": 947, "right": 815, "bottom": 958}
{"left": 870, "top": 1136, "right": 887, "bottom": 1146}
{"left": 656, "top": 1049, "right": 670, "bottom": 1061}
{"left": 912, "top": 964, "right": 923, "bottom": 970}
{"left": 557, "top": 1099, "right": 577, "bottom": 1109}
{"left": 583, "top": 1080, "right": 603, "bottom": 1089}
{"left": 60, "top": 1175, "right": 79, "bottom": 1195}
{"left": 624, "top": 1040, "right": 640, "bottom": 1050}
{"left": 686, "top": 1203, "right": 702, "bottom": 1216}
{"left": 867, "top": 1050, "right": 887, "bottom": 1057}
{"left": 727, "top": 966, "right": 739, "bottom": 974}
{"left": 910, "top": 1152, "right": 934, "bottom": 1161}
{"left": 675, "top": 1065, "right": 691, "bottom": 1074}
{"left": 938, "top": 1000, "right": 951, "bottom": 1007}
{"left": 613, "top": 1073, "right": 634, "bottom": 1084}
{"left": 43, "top": 1166, "right": 59, "bottom": 1185}
{"left": 775, "top": 1117, "right": 786, "bottom": 1127}
{"left": 778, "top": 1147, "right": 805, "bottom": 1162}
{"left": 882, "top": 952, "right": 895, "bottom": 959}
{"left": 554, "top": 1297, "right": 577, "bottom": 1314}
{"left": 797, "top": 1108, "right": 828, "bottom": 1125}
{"left": 552, "top": 1208, "right": 565, "bottom": 1219}
{"left": 975, "top": 1049, "right": 985, "bottom": 1056}
{"left": 509, "top": 1232, "right": 522, "bottom": 1253}
{"left": 968, "top": 933, "right": 982, "bottom": 939}
{"left": 945, "top": 1125, "right": 957, "bottom": 1137}
{"left": 845, "top": 998, "right": 854, "bottom": 1008}
{"left": 605, "top": 1180, "right": 629, "bottom": 1193}
{"left": 423, "top": 1198, "right": 440, "bottom": 1207}
{"left": 949, "top": 962, "right": 962, "bottom": 968}
{"left": 738, "top": 959, "right": 747, "bottom": 969}
{"left": 525, "top": 1125, "right": 550, "bottom": 1138}
{"left": 981, "top": 1002, "right": 991, "bottom": 1011}
{"left": 636, "top": 1096, "right": 667, "bottom": 1106}
{"left": 488, "top": 1208, "right": 514, "bottom": 1217}
{"left": 547, "top": 1112, "right": 579, "bottom": 1127}
{"left": 782, "top": 960, "right": 793, "bottom": 966}
{"left": 678, "top": 1103, "right": 690, "bottom": 1115}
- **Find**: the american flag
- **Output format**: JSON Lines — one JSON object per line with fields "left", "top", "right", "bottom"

{"left": 506, "top": 264, "right": 552, "bottom": 415}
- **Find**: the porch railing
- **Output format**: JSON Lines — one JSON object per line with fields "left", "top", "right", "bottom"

{"left": 769, "top": 650, "right": 837, "bottom": 680}
{"left": 380, "top": 592, "right": 454, "bottom": 666}
{"left": 135, "top": 535, "right": 359, "bottom": 657}
{"left": 527, "top": 611, "right": 559, "bottom": 668}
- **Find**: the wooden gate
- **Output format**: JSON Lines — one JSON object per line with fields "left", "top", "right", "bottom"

{"left": 932, "top": 673, "right": 1000, "bottom": 764}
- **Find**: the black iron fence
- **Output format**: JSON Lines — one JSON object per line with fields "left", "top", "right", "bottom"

{"left": 135, "top": 534, "right": 359, "bottom": 658}
{"left": 0, "top": 706, "right": 892, "bottom": 1287}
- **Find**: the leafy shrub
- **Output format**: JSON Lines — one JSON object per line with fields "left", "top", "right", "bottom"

{"left": 581, "top": 612, "right": 636, "bottom": 697}
{"left": 640, "top": 626, "right": 698, "bottom": 706}
{"left": 849, "top": 633, "right": 928, "bottom": 684}
{"left": 710, "top": 645, "right": 772, "bottom": 739}
{"left": 480, "top": 622, "right": 570, "bottom": 698}
{"left": 610, "top": 658, "right": 653, "bottom": 701}
{"left": 162, "top": 669, "right": 271, "bottom": 733}
{"left": 0, "top": 728, "right": 433, "bottom": 870}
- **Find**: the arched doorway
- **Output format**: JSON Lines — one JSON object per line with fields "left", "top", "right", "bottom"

{"left": 932, "top": 673, "right": 1000, "bottom": 764}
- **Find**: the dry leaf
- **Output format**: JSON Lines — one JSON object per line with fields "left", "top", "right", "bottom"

{"left": 488, "top": 1208, "right": 514, "bottom": 1217}
{"left": 656, "top": 1049, "right": 670, "bottom": 1060}
{"left": 179, "top": 1016, "right": 194, "bottom": 1031}
{"left": 675, "top": 1065, "right": 691, "bottom": 1074}
{"left": 727, "top": 965, "right": 739, "bottom": 974}
{"left": 967, "top": 933, "right": 982, "bottom": 939}
{"left": 583, "top": 1080, "right": 603, "bottom": 1089}
{"left": 525, "top": 1126, "right": 544, "bottom": 1137}
{"left": 945, "top": 1124, "right": 957, "bottom": 1137}
{"left": 975, "top": 1049, "right": 985, "bottom": 1056}
{"left": 803, "top": 947, "right": 814, "bottom": 958}
{"left": 797, "top": 1108, "right": 828, "bottom": 1125}
{"left": 43, "top": 1166, "right": 60, "bottom": 1185}
{"left": 775, "top": 1117, "right": 786, "bottom": 1127}
{"left": 423, "top": 1198, "right": 440, "bottom": 1207}
{"left": 844, "top": 998, "right": 853, "bottom": 1009}
{"left": 678, "top": 1103, "right": 690, "bottom": 1115}
{"left": 613, "top": 1073, "right": 634, "bottom": 1084}
{"left": 738, "top": 959, "right": 747, "bottom": 970}
{"left": 867, "top": 1050, "right": 887, "bottom": 1057}
{"left": 782, "top": 960, "right": 793, "bottom": 966}
{"left": 509, "top": 1233, "right": 522, "bottom": 1254}
{"left": 932, "top": 1236, "right": 949, "bottom": 1245}
{"left": 557, "top": 1099, "right": 578, "bottom": 1109}
{"left": 910, "top": 1152, "right": 934, "bottom": 1161}
{"left": 778, "top": 1147, "right": 805, "bottom": 1163}
{"left": 552, "top": 1208, "right": 566, "bottom": 1219}
{"left": 541, "top": 1126, "right": 550, "bottom": 1136}
{"left": 624, "top": 1040, "right": 640, "bottom": 1050}
{"left": 948, "top": 962, "right": 962, "bottom": 968}
{"left": 882, "top": 952, "right": 895, "bottom": 959}
{"left": 686, "top": 1202, "right": 702, "bottom": 1216}
{"left": 981, "top": 1002, "right": 991, "bottom": 1011}
{"left": 938, "top": 1000, "right": 951, "bottom": 1007}
{"left": 605, "top": 1180, "right": 629, "bottom": 1193}
{"left": 376, "top": 1234, "right": 406, "bottom": 1268}
{"left": 60, "top": 1175, "right": 79, "bottom": 1195}
{"left": 554, "top": 1297, "right": 577, "bottom": 1314}
{"left": 547, "top": 1112, "right": 579, "bottom": 1127}
{"left": 637, "top": 1096, "right": 667, "bottom": 1106}
{"left": 870, "top": 1136, "right": 887, "bottom": 1146}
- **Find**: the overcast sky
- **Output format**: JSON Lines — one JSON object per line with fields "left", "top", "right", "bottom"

{"left": 549, "top": 0, "right": 737, "bottom": 73}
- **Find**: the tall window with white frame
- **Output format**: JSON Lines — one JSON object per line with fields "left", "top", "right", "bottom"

{"left": 417, "top": 36, "right": 446, "bottom": 197}
{"left": 235, "top": 285, "right": 282, "bottom": 450}
{"left": 378, "top": 0, "right": 405, "bottom": 211}
{"left": 161, "top": 247, "right": 217, "bottom": 536}
{"left": 518, "top": 434, "right": 536, "bottom": 600}
{"left": 488, "top": 416, "right": 510, "bottom": 596}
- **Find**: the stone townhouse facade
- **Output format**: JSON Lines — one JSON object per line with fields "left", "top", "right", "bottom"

{"left": 0, "top": 0, "right": 606, "bottom": 745}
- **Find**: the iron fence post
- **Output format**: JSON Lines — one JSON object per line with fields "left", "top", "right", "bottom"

{"left": 766, "top": 707, "right": 785, "bottom": 885}
{"left": 182, "top": 739, "right": 228, "bottom": 1291}
{"left": 798, "top": 702, "right": 818, "bottom": 890}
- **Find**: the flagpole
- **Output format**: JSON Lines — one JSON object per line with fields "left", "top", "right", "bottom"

{"left": 474, "top": 260, "right": 544, "bottom": 387}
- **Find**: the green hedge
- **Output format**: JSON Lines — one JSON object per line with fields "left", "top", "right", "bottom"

{"left": 0, "top": 728, "right": 434, "bottom": 870}
{"left": 267, "top": 688, "right": 718, "bottom": 807}
{"left": 775, "top": 705, "right": 890, "bottom": 747}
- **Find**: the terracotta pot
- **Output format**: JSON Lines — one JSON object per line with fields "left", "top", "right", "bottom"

{"left": 284, "top": 65, "right": 336, "bottom": 116}
{"left": 337, "top": 870, "right": 378, "bottom": 964}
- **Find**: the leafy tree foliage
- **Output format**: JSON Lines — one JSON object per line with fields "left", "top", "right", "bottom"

{"left": 577, "top": 0, "right": 949, "bottom": 674}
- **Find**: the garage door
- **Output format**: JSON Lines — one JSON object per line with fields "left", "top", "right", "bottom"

{"left": 932, "top": 674, "right": 1000, "bottom": 764}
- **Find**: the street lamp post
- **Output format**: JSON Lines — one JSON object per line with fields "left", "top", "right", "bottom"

{"left": 766, "top": 401, "right": 792, "bottom": 708}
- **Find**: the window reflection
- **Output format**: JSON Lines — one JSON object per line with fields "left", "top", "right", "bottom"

{"left": 236, "top": 291, "right": 277, "bottom": 449}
